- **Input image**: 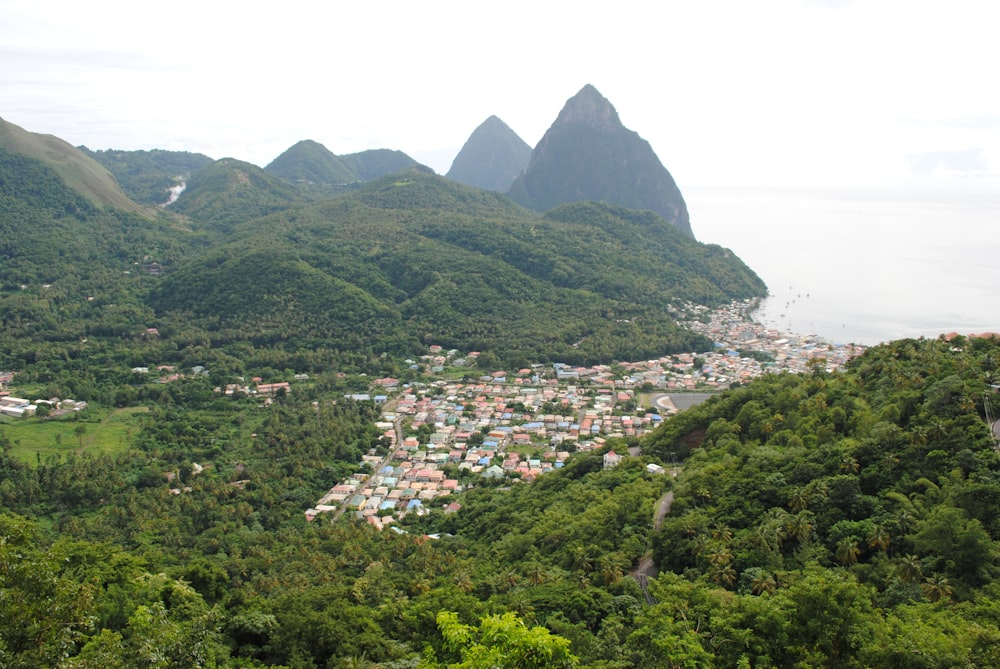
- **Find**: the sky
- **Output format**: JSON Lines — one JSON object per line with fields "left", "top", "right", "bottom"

{"left": 2, "top": 0, "right": 999, "bottom": 189}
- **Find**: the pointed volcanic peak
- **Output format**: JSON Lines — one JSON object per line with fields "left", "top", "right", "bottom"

{"left": 0, "top": 117, "right": 142, "bottom": 213}
{"left": 446, "top": 115, "right": 532, "bottom": 192}
{"left": 508, "top": 85, "right": 693, "bottom": 238}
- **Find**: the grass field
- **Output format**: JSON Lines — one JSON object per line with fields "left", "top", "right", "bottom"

{"left": 1, "top": 406, "right": 149, "bottom": 465}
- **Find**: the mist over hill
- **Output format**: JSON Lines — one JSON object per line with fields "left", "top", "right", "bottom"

{"left": 81, "top": 147, "right": 214, "bottom": 206}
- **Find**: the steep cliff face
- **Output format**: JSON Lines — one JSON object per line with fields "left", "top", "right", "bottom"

{"left": 446, "top": 116, "right": 532, "bottom": 192}
{"left": 508, "top": 85, "right": 693, "bottom": 238}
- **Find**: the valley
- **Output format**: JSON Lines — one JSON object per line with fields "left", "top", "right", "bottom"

{"left": 1, "top": 87, "right": 999, "bottom": 668}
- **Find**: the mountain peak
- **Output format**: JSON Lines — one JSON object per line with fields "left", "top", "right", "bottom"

{"left": 446, "top": 115, "right": 531, "bottom": 192}
{"left": 508, "top": 87, "right": 694, "bottom": 238}
{"left": 555, "top": 84, "right": 622, "bottom": 130}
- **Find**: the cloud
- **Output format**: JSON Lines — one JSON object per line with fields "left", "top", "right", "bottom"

{"left": 906, "top": 149, "right": 989, "bottom": 176}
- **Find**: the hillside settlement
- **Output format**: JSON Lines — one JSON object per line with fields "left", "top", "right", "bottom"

{"left": 309, "top": 300, "right": 867, "bottom": 528}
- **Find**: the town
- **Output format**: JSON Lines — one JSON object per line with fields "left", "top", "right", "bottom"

{"left": 308, "top": 300, "right": 867, "bottom": 528}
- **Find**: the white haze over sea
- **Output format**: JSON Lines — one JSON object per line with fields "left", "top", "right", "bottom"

{"left": 688, "top": 187, "right": 1000, "bottom": 347}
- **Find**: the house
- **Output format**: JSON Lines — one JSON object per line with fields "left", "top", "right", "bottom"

{"left": 481, "top": 465, "right": 505, "bottom": 479}
{"left": 603, "top": 450, "right": 622, "bottom": 470}
{"left": 0, "top": 397, "right": 35, "bottom": 418}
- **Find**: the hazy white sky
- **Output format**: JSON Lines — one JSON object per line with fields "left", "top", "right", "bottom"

{"left": 2, "top": 0, "right": 998, "bottom": 188}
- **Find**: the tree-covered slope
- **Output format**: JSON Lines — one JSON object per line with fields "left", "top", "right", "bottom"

{"left": 3, "top": 317, "right": 1000, "bottom": 667}
{"left": 264, "top": 141, "right": 424, "bottom": 197}
{"left": 171, "top": 158, "right": 307, "bottom": 233}
{"left": 0, "top": 148, "right": 193, "bottom": 344}
{"left": 264, "top": 139, "right": 358, "bottom": 194}
{"left": 635, "top": 335, "right": 1000, "bottom": 667}
{"left": 150, "top": 169, "right": 764, "bottom": 365}
{"left": 81, "top": 147, "right": 214, "bottom": 205}
{"left": 341, "top": 148, "right": 422, "bottom": 181}
{"left": 0, "top": 117, "right": 143, "bottom": 213}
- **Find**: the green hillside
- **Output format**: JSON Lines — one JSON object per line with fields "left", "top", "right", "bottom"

{"left": 150, "top": 169, "right": 765, "bottom": 365}
{"left": 3, "top": 335, "right": 1000, "bottom": 668}
{"left": 82, "top": 147, "right": 214, "bottom": 205}
{"left": 264, "top": 141, "right": 424, "bottom": 197}
{"left": 0, "top": 117, "right": 143, "bottom": 213}
{"left": 170, "top": 158, "right": 306, "bottom": 233}
{"left": 341, "top": 148, "right": 422, "bottom": 181}
{"left": 264, "top": 139, "right": 358, "bottom": 194}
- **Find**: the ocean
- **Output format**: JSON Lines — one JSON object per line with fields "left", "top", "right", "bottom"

{"left": 686, "top": 187, "right": 1000, "bottom": 346}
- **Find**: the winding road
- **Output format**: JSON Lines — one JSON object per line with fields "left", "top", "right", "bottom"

{"left": 632, "top": 491, "right": 674, "bottom": 604}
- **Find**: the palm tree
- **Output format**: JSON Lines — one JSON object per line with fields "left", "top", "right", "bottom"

{"left": 410, "top": 577, "right": 431, "bottom": 596}
{"left": 454, "top": 567, "right": 475, "bottom": 594}
{"left": 786, "top": 511, "right": 815, "bottom": 545}
{"left": 751, "top": 571, "right": 777, "bottom": 595}
{"left": 835, "top": 538, "right": 861, "bottom": 566}
{"left": 570, "top": 545, "right": 595, "bottom": 574}
{"left": 597, "top": 554, "right": 627, "bottom": 586}
{"left": 526, "top": 562, "right": 549, "bottom": 586}
{"left": 894, "top": 554, "right": 923, "bottom": 584}
{"left": 895, "top": 510, "right": 918, "bottom": 535}
{"left": 696, "top": 487, "right": 712, "bottom": 505}
{"left": 711, "top": 525, "right": 733, "bottom": 544}
{"left": 709, "top": 562, "right": 737, "bottom": 587}
{"left": 867, "top": 524, "right": 891, "bottom": 554}
{"left": 788, "top": 487, "right": 812, "bottom": 512}
{"left": 840, "top": 455, "right": 860, "bottom": 474}
{"left": 921, "top": 574, "right": 953, "bottom": 602}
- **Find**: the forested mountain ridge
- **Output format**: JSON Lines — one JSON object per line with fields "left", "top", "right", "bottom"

{"left": 264, "top": 140, "right": 424, "bottom": 197}
{"left": 148, "top": 168, "right": 765, "bottom": 365}
{"left": 0, "top": 116, "right": 763, "bottom": 374}
{"left": 4, "top": 110, "right": 1000, "bottom": 668}
{"left": 169, "top": 157, "right": 308, "bottom": 233}
{"left": 508, "top": 85, "right": 694, "bottom": 239}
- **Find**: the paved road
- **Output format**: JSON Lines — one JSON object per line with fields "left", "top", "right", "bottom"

{"left": 632, "top": 491, "right": 675, "bottom": 604}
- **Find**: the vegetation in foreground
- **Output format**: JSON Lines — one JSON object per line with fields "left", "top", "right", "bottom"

{"left": 1, "top": 336, "right": 999, "bottom": 667}
{"left": 3, "top": 118, "right": 1000, "bottom": 667}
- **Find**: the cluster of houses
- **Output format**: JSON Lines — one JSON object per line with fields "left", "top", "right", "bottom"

{"left": 306, "top": 305, "right": 871, "bottom": 528}
{"left": 0, "top": 395, "right": 88, "bottom": 418}
{"left": 306, "top": 361, "right": 673, "bottom": 527}
{"left": 678, "top": 300, "right": 866, "bottom": 384}
{"left": 131, "top": 364, "right": 211, "bottom": 384}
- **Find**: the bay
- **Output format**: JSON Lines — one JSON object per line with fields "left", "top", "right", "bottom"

{"left": 687, "top": 186, "right": 1000, "bottom": 346}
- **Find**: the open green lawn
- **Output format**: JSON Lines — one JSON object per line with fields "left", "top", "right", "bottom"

{"left": 1, "top": 406, "right": 149, "bottom": 465}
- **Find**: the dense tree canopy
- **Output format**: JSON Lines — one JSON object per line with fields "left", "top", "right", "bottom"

{"left": 3, "top": 132, "right": 1000, "bottom": 668}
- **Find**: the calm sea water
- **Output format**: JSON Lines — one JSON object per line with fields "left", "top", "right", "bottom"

{"left": 687, "top": 187, "right": 1000, "bottom": 346}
